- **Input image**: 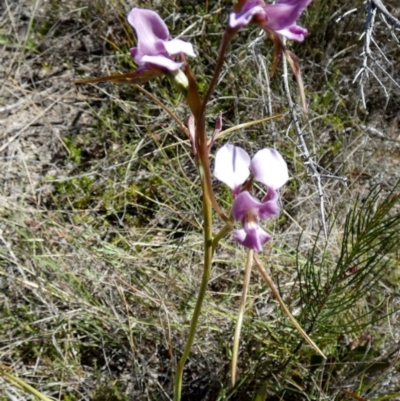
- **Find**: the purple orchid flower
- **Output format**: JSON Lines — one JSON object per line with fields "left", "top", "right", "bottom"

{"left": 229, "top": 0, "right": 313, "bottom": 42}
{"left": 127, "top": 8, "right": 195, "bottom": 74}
{"left": 214, "top": 143, "right": 288, "bottom": 252}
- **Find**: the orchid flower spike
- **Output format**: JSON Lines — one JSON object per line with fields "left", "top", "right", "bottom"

{"left": 127, "top": 8, "right": 195, "bottom": 80}
{"left": 229, "top": 0, "right": 313, "bottom": 42}
{"left": 214, "top": 144, "right": 289, "bottom": 252}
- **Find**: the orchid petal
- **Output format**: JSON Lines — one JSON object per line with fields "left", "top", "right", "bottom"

{"left": 128, "top": 8, "right": 169, "bottom": 43}
{"left": 251, "top": 148, "right": 289, "bottom": 190}
{"left": 276, "top": 24, "right": 308, "bottom": 41}
{"left": 214, "top": 144, "right": 251, "bottom": 194}
{"left": 232, "top": 190, "right": 280, "bottom": 222}
{"left": 232, "top": 191, "right": 259, "bottom": 221}
{"left": 127, "top": 8, "right": 195, "bottom": 74}
{"left": 128, "top": 8, "right": 169, "bottom": 63}
{"left": 234, "top": 226, "right": 272, "bottom": 252}
{"left": 262, "top": 0, "right": 313, "bottom": 31}
{"left": 228, "top": 0, "right": 313, "bottom": 42}
{"left": 141, "top": 55, "right": 184, "bottom": 71}
{"left": 164, "top": 39, "right": 196, "bottom": 57}
{"left": 229, "top": 2, "right": 265, "bottom": 30}
{"left": 258, "top": 188, "right": 281, "bottom": 218}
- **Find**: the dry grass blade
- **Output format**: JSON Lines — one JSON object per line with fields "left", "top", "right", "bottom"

{"left": 0, "top": 367, "right": 53, "bottom": 401}
{"left": 254, "top": 254, "right": 326, "bottom": 359}
{"left": 231, "top": 250, "right": 253, "bottom": 386}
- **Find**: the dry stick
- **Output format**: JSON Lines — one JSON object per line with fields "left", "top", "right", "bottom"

{"left": 353, "top": 2, "right": 377, "bottom": 109}
{"left": 371, "top": 0, "right": 400, "bottom": 29}
{"left": 253, "top": 254, "right": 326, "bottom": 359}
{"left": 281, "top": 47, "right": 328, "bottom": 238}
{"left": 354, "top": 1, "right": 400, "bottom": 108}
{"left": 231, "top": 250, "right": 253, "bottom": 386}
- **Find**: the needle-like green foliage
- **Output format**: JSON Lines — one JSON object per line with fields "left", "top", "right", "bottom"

{"left": 297, "top": 183, "right": 400, "bottom": 338}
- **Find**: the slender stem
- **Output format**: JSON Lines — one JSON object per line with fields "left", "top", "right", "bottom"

{"left": 173, "top": 164, "right": 214, "bottom": 401}
{"left": 198, "top": 30, "right": 232, "bottom": 120}
{"left": 212, "top": 220, "right": 234, "bottom": 254}
{"left": 253, "top": 254, "right": 326, "bottom": 359}
{"left": 189, "top": 30, "right": 235, "bottom": 225}
{"left": 231, "top": 250, "right": 253, "bottom": 386}
{"left": 193, "top": 30, "right": 234, "bottom": 223}
{"left": 173, "top": 26, "right": 236, "bottom": 401}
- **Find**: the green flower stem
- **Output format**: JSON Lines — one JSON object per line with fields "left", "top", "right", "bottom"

{"left": 212, "top": 220, "right": 234, "bottom": 253}
{"left": 231, "top": 250, "right": 253, "bottom": 386}
{"left": 253, "top": 254, "right": 326, "bottom": 359}
{"left": 173, "top": 163, "right": 214, "bottom": 401}
{"left": 173, "top": 24, "right": 237, "bottom": 401}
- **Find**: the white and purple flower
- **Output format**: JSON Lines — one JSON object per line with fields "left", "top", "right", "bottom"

{"left": 214, "top": 143, "right": 288, "bottom": 252}
{"left": 127, "top": 8, "right": 195, "bottom": 74}
{"left": 229, "top": 0, "right": 313, "bottom": 42}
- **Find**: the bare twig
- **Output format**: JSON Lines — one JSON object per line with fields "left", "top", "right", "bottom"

{"left": 353, "top": 2, "right": 377, "bottom": 108}
{"left": 281, "top": 48, "right": 328, "bottom": 238}
{"left": 353, "top": 0, "right": 400, "bottom": 107}
{"left": 371, "top": 0, "right": 400, "bottom": 29}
